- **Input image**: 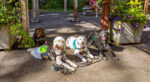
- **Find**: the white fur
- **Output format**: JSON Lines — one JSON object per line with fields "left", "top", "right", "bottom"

{"left": 66, "top": 36, "right": 94, "bottom": 62}
{"left": 27, "top": 45, "right": 49, "bottom": 59}
{"left": 53, "top": 36, "right": 77, "bottom": 71}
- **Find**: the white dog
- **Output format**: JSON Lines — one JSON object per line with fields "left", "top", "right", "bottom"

{"left": 53, "top": 36, "right": 77, "bottom": 71}
{"left": 66, "top": 36, "right": 94, "bottom": 63}
{"left": 27, "top": 45, "right": 52, "bottom": 60}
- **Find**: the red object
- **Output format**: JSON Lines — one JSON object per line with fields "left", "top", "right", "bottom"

{"left": 144, "top": 0, "right": 149, "bottom": 10}
{"left": 89, "top": 0, "right": 97, "bottom": 8}
{"left": 74, "top": 0, "right": 78, "bottom": 21}
{"left": 100, "top": 0, "right": 111, "bottom": 30}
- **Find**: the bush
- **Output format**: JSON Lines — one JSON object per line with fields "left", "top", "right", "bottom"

{"left": 0, "top": 0, "right": 35, "bottom": 48}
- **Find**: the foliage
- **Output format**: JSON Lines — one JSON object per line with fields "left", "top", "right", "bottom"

{"left": 0, "top": 0, "right": 35, "bottom": 48}
{"left": 29, "top": 0, "right": 102, "bottom": 12}
{"left": 41, "top": 0, "right": 64, "bottom": 10}
{"left": 110, "top": 0, "right": 148, "bottom": 24}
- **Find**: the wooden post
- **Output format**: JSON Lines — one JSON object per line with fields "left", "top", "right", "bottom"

{"left": 144, "top": 0, "right": 149, "bottom": 10}
{"left": 100, "top": 0, "right": 111, "bottom": 30}
{"left": 64, "top": 0, "right": 67, "bottom": 12}
{"left": 21, "top": 0, "right": 29, "bottom": 33}
{"left": 31, "top": 0, "right": 39, "bottom": 22}
{"left": 74, "top": 0, "right": 78, "bottom": 21}
{"left": 37, "top": 0, "right": 40, "bottom": 14}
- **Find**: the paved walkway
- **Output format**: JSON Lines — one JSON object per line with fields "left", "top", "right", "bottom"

{"left": 0, "top": 13, "right": 150, "bottom": 82}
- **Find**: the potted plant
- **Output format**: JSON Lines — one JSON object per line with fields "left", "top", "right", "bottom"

{"left": 109, "top": 0, "right": 148, "bottom": 45}
{"left": 0, "top": 0, "right": 35, "bottom": 49}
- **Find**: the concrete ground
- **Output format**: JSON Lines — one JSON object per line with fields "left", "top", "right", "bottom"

{"left": 0, "top": 13, "right": 150, "bottom": 82}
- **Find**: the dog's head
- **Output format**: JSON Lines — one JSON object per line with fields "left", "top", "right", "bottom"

{"left": 53, "top": 36, "right": 65, "bottom": 50}
{"left": 76, "top": 36, "right": 87, "bottom": 48}
{"left": 98, "top": 30, "right": 109, "bottom": 41}
{"left": 35, "top": 27, "right": 45, "bottom": 37}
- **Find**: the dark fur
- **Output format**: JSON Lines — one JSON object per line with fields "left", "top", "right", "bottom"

{"left": 87, "top": 29, "right": 119, "bottom": 60}
{"left": 33, "top": 27, "right": 45, "bottom": 46}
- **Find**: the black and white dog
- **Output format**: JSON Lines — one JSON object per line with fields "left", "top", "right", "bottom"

{"left": 87, "top": 29, "right": 119, "bottom": 60}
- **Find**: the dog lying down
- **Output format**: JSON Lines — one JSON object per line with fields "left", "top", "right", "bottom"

{"left": 87, "top": 29, "right": 119, "bottom": 60}
{"left": 66, "top": 36, "right": 94, "bottom": 63}
{"left": 28, "top": 36, "right": 77, "bottom": 72}
{"left": 53, "top": 36, "right": 77, "bottom": 72}
{"left": 27, "top": 45, "right": 53, "bottom": 60}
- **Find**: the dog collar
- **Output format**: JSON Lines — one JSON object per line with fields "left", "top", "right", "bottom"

{"left": 73, "top": 40, "right": 77, "bottom": 50}
{"left": 93, "top": 35, "right": 97, "bottom": 40}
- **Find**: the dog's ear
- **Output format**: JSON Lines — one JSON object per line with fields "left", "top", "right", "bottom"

{"left": 83, "top": 35, "right": 86, "bottom": 38}
{"left": 75, "top": 35, "right": 79, "bottom": 37}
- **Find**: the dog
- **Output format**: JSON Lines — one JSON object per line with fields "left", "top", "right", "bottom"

{"left": 87, "top": 29, "right": 119, "bottom": 60}
{"left": 33, "top": 27, "right": 45, "bottom": 46}
{"left": 53, "top": 36, "right": 77, "bottom": 72}
{"left": 66, "top": 36, "right": 94, "bottom": 63}
{"left": 27, "top": 45, "right": 53, "bottom": 60}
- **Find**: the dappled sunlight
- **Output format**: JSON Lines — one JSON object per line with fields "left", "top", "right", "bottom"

{"left": 75, "top": 22, "right": 98, "bottom": 29}
{"left": 56, "top": 27, "right": 77, "bottom": 33}
{"left": 143, "top": 27, "right": 150, "bottom": 31}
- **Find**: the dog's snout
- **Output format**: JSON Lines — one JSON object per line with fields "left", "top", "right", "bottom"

{"left": 82, "top": 42, "right": 84, "bottom": 45}
{"left": 56, "top": 45, "right": 58, "bottom": 47}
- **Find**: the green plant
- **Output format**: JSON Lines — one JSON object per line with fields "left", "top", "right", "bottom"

{"left": 0, "top": 0, "right": 35, "bottom": 48}
{"left": 39, "top": 0, "right": 64, "bottom": 11}
{"left": 110, "top": 0, "right": 148, "bottom": 24}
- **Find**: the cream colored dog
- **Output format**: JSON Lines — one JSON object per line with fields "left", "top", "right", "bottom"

{"left": 66, "top": 36, "right": 94, "bottom": 63}
{"left": 53, "top": 36, "right": 77, "bottom": 71}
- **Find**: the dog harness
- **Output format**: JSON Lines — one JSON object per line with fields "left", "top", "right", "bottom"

{"left": 40, "top": 45, "right": 50, "bottom": 60}
{"left": 73, "top": 39, "right": 86, "bottom": 52}
{"left": 93, "top": 35, "right": 97, "bottom": 40}
{"left": 73, "top": 40, "right": 77, "bottom": 50}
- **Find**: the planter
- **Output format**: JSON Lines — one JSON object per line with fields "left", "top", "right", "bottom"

{"left": 0, "top": 25, "right": 15, "bottom": 49}
{"left": 109, "top": 21, "right": 144, "bottom": 45}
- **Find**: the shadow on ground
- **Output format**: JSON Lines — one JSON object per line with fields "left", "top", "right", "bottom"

{"left": 0, "top": 50, "right": 53, "bottom": 82}
{"left": 133, "top": 20, "right": 150, "bottom": 55}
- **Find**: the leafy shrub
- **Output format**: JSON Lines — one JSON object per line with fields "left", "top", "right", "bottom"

{"left": 0, "top": 0, "right": 35, "bottom": 48}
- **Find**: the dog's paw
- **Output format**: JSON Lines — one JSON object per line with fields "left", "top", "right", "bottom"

{"left": 113, "top": 56, "right": 119, "bottom": 60}
{"left": 72, "top": 64, "right": 78, "bottom": 68}
{"left": 103, "top": 57, "right": 108, "bottom": 60}
{"left": 70, "top": 67, "right": 76, "bottom": 72}
{"left": 89, "top": 54, "right": 94, "bottom": 59}
{"left": 82, "top": 58, "right": 87, "bottom": 63}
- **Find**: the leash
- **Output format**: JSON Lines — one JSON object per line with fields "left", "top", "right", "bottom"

{"left": 52, "top": 63, "right": 76, "bottom": 75}
{"left": 77, "top": 56, "right": 103, "bottom": 67}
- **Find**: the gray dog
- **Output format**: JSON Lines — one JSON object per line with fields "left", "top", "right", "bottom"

{"left": 87, "top": 29, "right": 119, "bottom": 60}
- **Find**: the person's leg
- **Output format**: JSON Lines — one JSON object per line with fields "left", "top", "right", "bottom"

{"left": 95, "top": 6, "right": 98, "bottom": 17}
